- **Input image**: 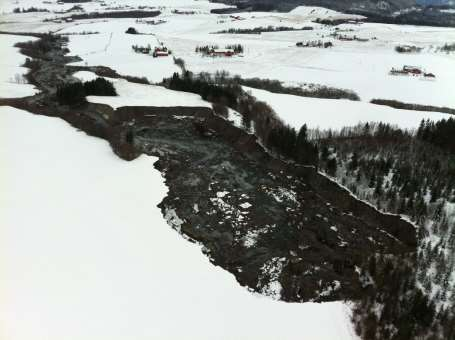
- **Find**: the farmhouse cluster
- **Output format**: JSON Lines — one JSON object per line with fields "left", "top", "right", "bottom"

{"left": 296, "top": 40, "right": 333, "bottom": 48}
{"left": 390, "top": 65, "right": 436, "bottom": 78}
{"left": 229, "top": 15, "right": 245, "bottom": 21}
{"left": 195, "top": 44, "right": 244, "bottom": 57}
{"left": 331, "top": 33, "right": 370, "bottom": 42}
{"left": 131, "top": 43, "right": 171, "bottom": 57}
{"left": 172, "top": 9, "right": 196, "bottom": 15}
{"left": 135, "top": 18, "right": 166, "bottom": 25}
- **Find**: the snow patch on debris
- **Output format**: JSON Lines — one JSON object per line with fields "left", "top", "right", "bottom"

{"left": 210, "top": 192, "right": 247, "bottom": 227}
{"left": 258, "top": 257, "right": 287, "bottom": 300}
{"left": 193, "top": 203, "right": 199, "bottom": 214}
{"left": 216, "top": 191, "right": 229, "bottom": 198}
{"left": 243, "top": 229, "right": 262, "bottom": 248}
{"left": 319, "top": 280, "right": 342, "bottom": 298}
{"left": 239, "top": 202, "right": 252, "bottom": 209}
{"left": 242, "top": 225, "right": 275, "bottom": 248}
{"left": 266, "top": 187, "right": 299, "bottom": 205}
{"left": 164, "top": 207, "right": 185, "bottom": 232}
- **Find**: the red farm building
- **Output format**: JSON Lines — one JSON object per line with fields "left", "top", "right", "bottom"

{"left": 210, "top": 48, "right": 235, "bottom": 57}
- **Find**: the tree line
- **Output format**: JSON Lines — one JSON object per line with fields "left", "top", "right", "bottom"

{"left": 214, "top": 25, "right": 313, "bottom": 34}
{"left": 164, "top": 71, "right": 318, "bottom": 165}
{"left": 439, "top": 42, "right": 455, "bottom": 53}
{"left": 13, "top": 7, "right": 49, "bottom": 13}
{"left": 15, "top": 34, "right": 64, "bottom": 59}
{"left": 417, "top": 118, "right": 455, "bottom": 154}
{"left": 195, "top": 44, "right": 244, "bottom": 54}
{"left": 56, "top": 77, "right": 117, "bottom": 106}
{"left": 235, "top": 76, "right": 360, "bottom": 101}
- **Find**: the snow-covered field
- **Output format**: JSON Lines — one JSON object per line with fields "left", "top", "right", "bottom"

{"left": 62, "top": 20, "right": 181, "bottom": 83}
{"left": 73, "top": 70, "right": 210, "bottom": 108}
{"left": 0, "top": 34, "right": 39, "bottom": 98}
{"left": 245, "top": 86, "right": 452, "bottom": 130}
{"left": 42, "top": 9, "right": 454, "bottom": 128}
{"left": 0, "top": 106, "right": 358, "bottom": 340}
{"left": 2, "top": 1, "right": 453, "bottom": 108}
{"left": 147, "top": 13, "right": 455, "bottom": 107}
{"left": 34, "top": 8, "right": 455, "bottom": 109}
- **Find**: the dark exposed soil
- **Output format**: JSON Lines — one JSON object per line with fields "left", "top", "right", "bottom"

{"left": 0, "top": 32, "right": 417, "bottom": 302}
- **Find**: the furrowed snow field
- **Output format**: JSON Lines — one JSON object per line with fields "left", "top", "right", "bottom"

{"left": 51, "top": 9, "right": 455, "bottom": 109}
{"left": 0, "top": 34, "right": 39, "bottom": 98}
{"left": 73, "top": 71, "right": 211, "bottom": 108}
{"left": 2, "top": 1, "right": 453, "bottom": 108}
{"left": 53, "top": 11, "right": 455, "bottom": 129}
{"left": 63, "top": 21, "right": 180, "bottom": 83}
{"left": 244, "top": 86, "right": 452, "bottom": 130}
{"left": 141, "top": 12, "right": 455, "bottom": 107}
{"left": 172, "top": 23, "right": 455, "bottom": 108}
{"left": 0, "top": 106, "right": 358, "bottom": 340}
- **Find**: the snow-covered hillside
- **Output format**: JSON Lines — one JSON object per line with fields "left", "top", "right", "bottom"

{"left": 0, "top": 106, "right": 358, "bottom": 340}
{"left": 0, "top": 34, "right": 39, "bottom": 98}
{"left": 244, "top": 86, "right": 452, "bottom": 130}
{"left": 289, "top": 6, "right": 363, "bottom": 20}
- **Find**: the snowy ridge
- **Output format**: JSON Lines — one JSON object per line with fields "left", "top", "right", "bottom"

{"left": 244, "top": 86, "right": 451, "bottom": 130}
{"left": 289, "top": 6, "right": 365, "bottom": 21}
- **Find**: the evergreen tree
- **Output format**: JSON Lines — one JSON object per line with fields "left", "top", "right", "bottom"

{"left": 295, "top": 124, "right": 318, "bottom": 165}
{"left": 374, "top": 175, "right": 383, "bottom": 195}
{"left": 56, "top": 82, "right": 86, "bottom": 106}
{"left": 350, "top": 152, "right": 358, "bottom": 170}
{"left": 327, "top": 157, "right": 337, "bottom": 176}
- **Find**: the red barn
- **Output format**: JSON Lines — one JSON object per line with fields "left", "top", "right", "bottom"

{"left": 153, "top": 46, "right": 170, "bottom": 57}
{"left": 403, "top": 65, "right": 422, "bottom": 74}
{"left": 211, "top": 49, "right": 235, "bottom": 57}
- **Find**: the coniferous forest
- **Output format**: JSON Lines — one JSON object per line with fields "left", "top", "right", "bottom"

{"left": 164, "top": 69, "right": 455, "bottom": 339}
{"left": 316, "top": 121, "right": 455, "bottom": 339}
